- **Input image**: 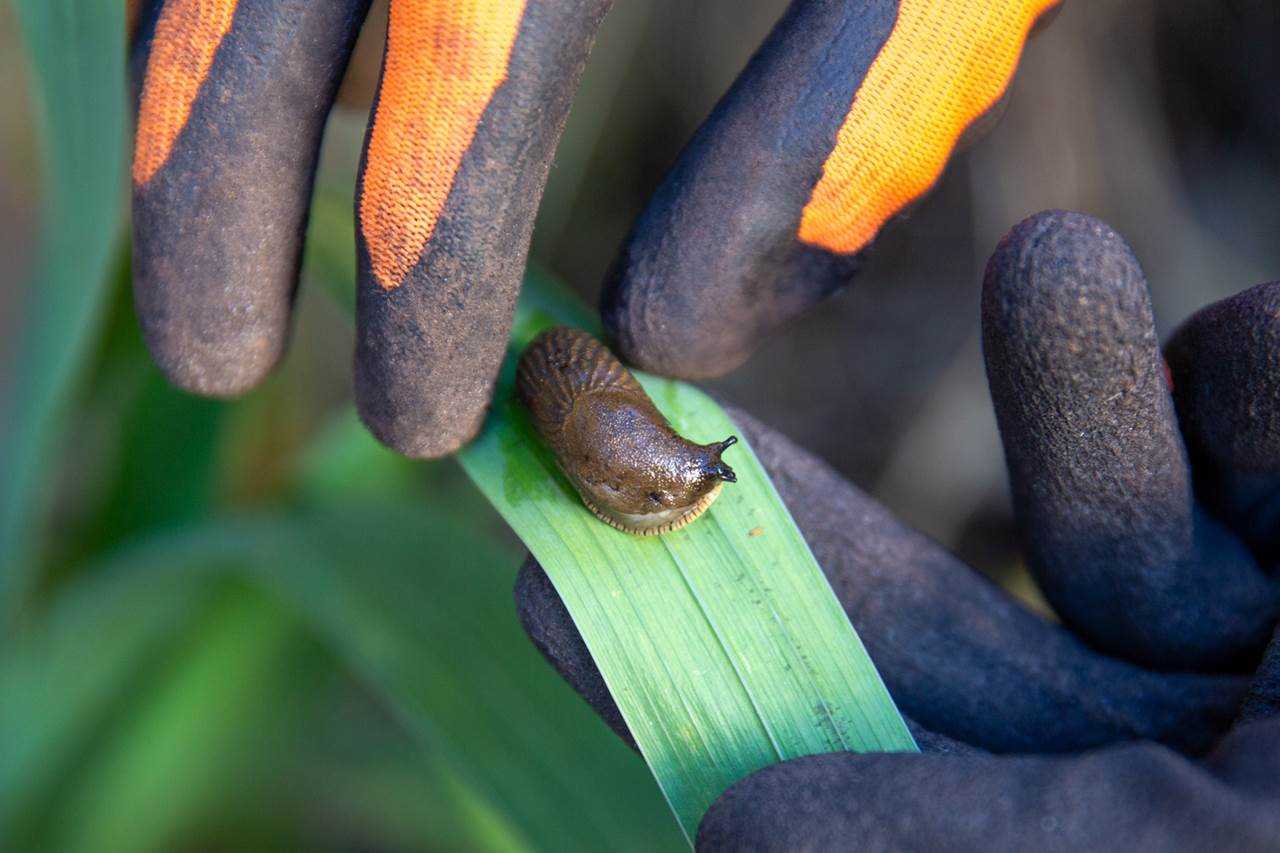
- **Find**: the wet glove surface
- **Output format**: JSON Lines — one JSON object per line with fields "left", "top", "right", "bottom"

{"left": 517, "top": 211, "right": 1280, "bottom": 850}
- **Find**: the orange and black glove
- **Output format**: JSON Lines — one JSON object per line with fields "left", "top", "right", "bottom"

{"left": 131, "top": 0, "right": 1059, "bottom": 457}
{"left": 131, "top": 0, "right": 610, "bottom": 457}
{"left": 602, "top": 0, "right": 1062, "bottom": 378}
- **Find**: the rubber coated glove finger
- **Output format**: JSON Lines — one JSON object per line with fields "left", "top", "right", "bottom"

{"left": 132, "top": 0, "right": 611, "bottom": 459}
{"left": 699, "top": 637, "right": 1280, "bottom": 851}
{"left": 982, "top": 211, "right": 1278, "bottom": 672}
{"left": 354, "top": 0, "right": 611, "bottom": 457}
{"left": 132, "top": 0, "right": 370, "bottom": 395}
{"left": 601, "top": 0, "right": 1062, "bottom": 380}
{"left": 1165, "top": 281, "right": 1280, "bottom": 565}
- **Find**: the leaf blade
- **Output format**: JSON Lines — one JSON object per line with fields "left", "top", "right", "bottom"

{"left": 459, "top": 324, "right": 917, "bottom": 839}
{"left": 2, "top": 0, "right": 127, "bottom": 624}
{"left": 2, "top": 508, "right": 685, "bottom": 851}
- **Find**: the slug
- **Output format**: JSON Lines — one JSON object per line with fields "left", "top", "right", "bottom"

{"left": 517, "top": 327, "right": 738, "bottom": 535}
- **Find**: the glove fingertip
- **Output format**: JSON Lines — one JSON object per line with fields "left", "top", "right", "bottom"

{"left": 131, "top": 0, "right": 369, "bottom": 400}
{"left": 599, "top": 1, "right": 893, "bottom": 381}
{"left": 607, "top": 1, "right": 1060, "bottom": 383}
{"left": 1165, "top": 280, "right": 1280, "bottom": 559}
{"left": 132, "top": 295, "right": 287, "bottom": 399}
{"left": 697, "top": 753, "right": 878, "bottom": 852}
{"left": 981, "top": 210, "right": 1275, "bottom": 671}
{"left": 352, "top": 316, "right": 492, "bottom": 460}
{"left": 352, "top": 0, "right": 612, "bottom": 458}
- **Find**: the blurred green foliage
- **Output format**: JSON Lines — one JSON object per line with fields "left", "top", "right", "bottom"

{"left": 0, "top": 5, "right": 682, "bottom": 849}
{"left": 1, "top": 0, "right": 126, "bottom": 621}
{"left": 6, "top": 0, "right": 1274, "bottom": 847}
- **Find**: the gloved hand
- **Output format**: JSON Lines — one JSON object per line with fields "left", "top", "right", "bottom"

{"left": 515, "top": 211, "right": 1280, "bottom": 849}
{"left": 128, "top": 0, "right": 1059, "bottom": 457}
{"left": 130, "top": 0, "right": 610, "bottom": 457}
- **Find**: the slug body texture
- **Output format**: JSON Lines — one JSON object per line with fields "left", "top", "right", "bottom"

{"left": 517, "top": 327, "right": 737, "bottom": 535}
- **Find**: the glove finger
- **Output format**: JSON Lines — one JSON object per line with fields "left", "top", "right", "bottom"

{"left": 1165, "top": 281, "right": 1280, "bottom": 565}
{"left": 697, "top": 717, "right": 1280, "bottom": 852}
{"left": 1238, "top": 625, "right": 1280, "bottom": 725}
{"left": 132, "top": 0, "right": 370, "bottom": 395}
{"left": 601, "top": 0, "right": 1062, "bottom": 380}
{"left": 517, "top": 404, "right": 1246, "bottom": 755}
{"left": 354, "top": 0, "right": 610, "bottom": 458}
{"left": 515, "top": 554, "right": 972, "bottom": 758}
{"left": 982, "top": 211, "right": 1279, "bottom": 671}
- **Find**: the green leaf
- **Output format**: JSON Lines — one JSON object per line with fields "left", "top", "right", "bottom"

{"left": 293, "top": 407, "right": 421, "bottom": 504}
{"left": 40, "top": 585, "right": 306, "bottom": 853}
{"left": 457, "top": 281, "right": 917, "bottom": 840}
{"left": 2, "top": 507, "right": 683, "bottom": 851}
{"left": 0, "top": 561, "right": 217, "bottom": 840}
{"left": 240, "top": 507, "right": 683, "bottom": 851}
{"left": 301, "top": 141, "right": 916, "bottom": 840}
{"left": 304, "top": 224, "right": 919, "bottom": 839}
{"left": 94, "top": 372, "right": 226, "bottom": 542}
{"left": 1, "top": 0, "right": 127, "bottom": 624}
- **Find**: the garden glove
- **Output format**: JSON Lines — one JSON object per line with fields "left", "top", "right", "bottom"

{"left": 515, "top": 210, "right": 1280, "bottom": 849}
{"left": 129, "top": 0, "right": 1059, "bottom": 457}
{"left": 131, "top": 0, "right": 609, "bottom": 456}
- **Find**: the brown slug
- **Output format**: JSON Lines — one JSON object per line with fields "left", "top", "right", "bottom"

{"left": 516, "top": 327, "right": 738, "bottom": 535}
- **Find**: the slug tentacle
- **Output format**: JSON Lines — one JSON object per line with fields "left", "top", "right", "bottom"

{"left": 516, "top": 326, "right": 738, "bottom": 535}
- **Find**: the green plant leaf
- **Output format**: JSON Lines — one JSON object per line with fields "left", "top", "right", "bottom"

{"left": 300, "top": 138, "right": 916, "bottom": 840}
{"left": 95, "top": 372, "right": 226, "bottom": 541}
{"left": 0, "top": 562, "right": 218, "bottom": 840}
{"left": 41, "top": 585, "right": 306, "bottom": 853}
{"left": 2, "top": 507, "right": 683, "bottom": 851}
{"left": 304, "top": 235, "right": 919, "bottom": 839}
{"left": 1, "top": 0, "right": 127, "bottom": 624}
{"left": 456, "top": 280, "right": 918, "bottom": 840}
{"left": 238, "top": 507, "right": 682, "bottom": 851}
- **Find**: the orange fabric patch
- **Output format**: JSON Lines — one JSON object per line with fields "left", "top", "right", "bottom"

{"left": 798, "top": 0, "right": 1059, "bottom": 254}
{"left": 359, "top": 0, "right": 527, "bottom": 291}
{"left": 133, "top": 0, "right": 239, "bottom": 185}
